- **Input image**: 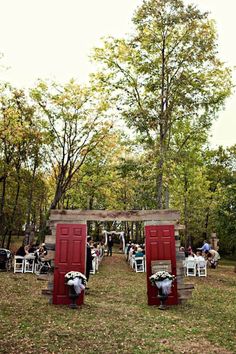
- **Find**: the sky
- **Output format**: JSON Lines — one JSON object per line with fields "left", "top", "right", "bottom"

{"left": 0, "top": 0, "right": 235, "bottom": 148}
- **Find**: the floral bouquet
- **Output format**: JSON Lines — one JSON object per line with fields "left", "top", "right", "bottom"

{"left": 65, "top": 271, "right": 87, "bottom": 295}
{"left": 149, "top": 271, "right": 175, "bottom": 295}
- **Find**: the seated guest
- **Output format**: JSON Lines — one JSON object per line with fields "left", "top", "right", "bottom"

{"left": 129, "top": 244, "right": 135, "bottom": 256}
{"left": 135, "top": 247, "right": 144, "bottom": 258}
{"left": 16, "top": 245, "right": 25, "bottom": 257}
{"left": 205, "top": 249, "right": 220, "bottom": 268}
{"left": 16, "top": 244, "right": 29, "bottom": 257}
{"left": 128, "top": 244, "right": 136, "bottom": 264}
{"left": 40, "top": 243, "right": 48, "bottom": 257}
{"left": 92, "top": 243, "right": 99, "bottom": 257}
{"left": 187, "top": 246, "right": 195, "bottom": 257}
{"left": 187, "top": 249, "right": 196, "bottom": 259}
{"left": 86, "top": 236, "right": 93, "bottom": 287}
{"left": 28, "top": 242, "right": 37, "bottom": 253}
{"left": 99, "top": 242, "right": 105, "bottom": 257}
{"left": 195, "top": 251, "right": 205, "bottom": 262}
{"left": 35, "top": 243, "right": 48, "bottom": 262}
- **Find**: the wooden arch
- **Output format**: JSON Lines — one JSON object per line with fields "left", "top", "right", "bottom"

{"left": 44, "top": 209, "right": 193, "bottom": 306}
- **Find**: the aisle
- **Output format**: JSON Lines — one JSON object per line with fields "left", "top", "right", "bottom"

{"left": 86, "top": 251, "right": 146, "bottom": 307}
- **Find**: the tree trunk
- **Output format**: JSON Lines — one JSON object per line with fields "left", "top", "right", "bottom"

{"left": 26, "top": 157, "right": 38, "bottom": 225}
{"left": 5, "top": 176, "right": 21, "bottom": 248}
{"left": 50, "top": 185, "right": 63, "bottom": 210}
{"left": 0, "top": 175, "right": 7, "bottom": 246}
{"left": 183, "top": 173, "right": 189, "bottom": 248}
{"left": 130, "top": 221, "right": 134, "bottom": 241}
{"left": 156, "top": 32, "right": 166, "bottom": 210}
{"left": 24, "top": 157, "right": 38, "bottom": 245}
{"left": 156, "top": 155, "right": 164, "bottom": 209}
{"left": 164, "top": 186, "right": 170, "bottom": 209}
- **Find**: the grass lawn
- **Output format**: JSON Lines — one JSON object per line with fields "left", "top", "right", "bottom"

{"left": 0, "top": 252, "right": 235, "bottom": 354}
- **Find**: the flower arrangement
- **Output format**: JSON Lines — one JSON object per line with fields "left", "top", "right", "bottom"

{"left": 65, "top": 271, "right": 87, "bottom": 282}
{"left": 65, "top": 271, "right": 87, "bottom": 295}
{"left": 149, "top": 271, "right": 175, "bottom": 295}
{"left": 149, "top": 270, "right": 175, "bottom": 284}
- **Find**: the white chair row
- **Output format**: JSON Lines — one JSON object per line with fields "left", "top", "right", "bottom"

{"left": 184, "top": 259, "right": 207, "bottom": 277}
{"left": 14, "top": 255, "right": 36, "bottom": 274}
{"left": 90, "top": 254, "right": 103, "bottom": 275}
{"left": 90, "top": 256, "right": 98, "bottom": 275}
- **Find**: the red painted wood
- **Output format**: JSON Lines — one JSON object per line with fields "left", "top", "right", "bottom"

{"left": 145, "top": 225, "right": 178, "bottom": 306}
{"left": 53, "top": 224, "right": 86, "bottom": 305}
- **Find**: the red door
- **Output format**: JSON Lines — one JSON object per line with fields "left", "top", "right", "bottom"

{"left": 53, "top": 224, "right": 86, "bottom": 305}
{"left": 145, "top": 225, "right": 178, "bottom": 306}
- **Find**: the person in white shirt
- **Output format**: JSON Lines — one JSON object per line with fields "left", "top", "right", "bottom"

{"left": 195, "top": 251, "right": 205, "bottom": 262}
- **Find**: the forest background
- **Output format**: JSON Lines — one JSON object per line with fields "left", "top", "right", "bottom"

{"left": 0, "top": 0, "right": 235, "bottom": 256}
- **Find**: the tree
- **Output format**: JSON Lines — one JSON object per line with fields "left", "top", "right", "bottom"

{"left": 170, "top": 144, "right": 236, "bottom": 251}
{"left": 31, "top": 80, "right": 112, "bottom": 212}
{"left": 92, "top": 0, "right": 232, "bottom": 208}
{"left": 170, "top": 147, "right": 210, "bottom": 247}
{"left": 0, "top": 84, "right": 46, "bottom": 247}
{"left": 206, "top": 145, "right": 236, "bottom": 254}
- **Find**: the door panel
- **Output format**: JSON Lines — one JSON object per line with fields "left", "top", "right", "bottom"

{"left": 145, "top": 225, "right": 178, "bottom": 306}
{"left": 53, "top": 224, "right": 86, "bottom": 305}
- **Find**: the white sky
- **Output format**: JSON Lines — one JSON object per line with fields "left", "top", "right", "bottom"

{"left": 0, "top": 0, "right": 235, "bottom": 148}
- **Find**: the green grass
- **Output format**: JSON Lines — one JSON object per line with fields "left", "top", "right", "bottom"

{"left": 0, "top": 253, "right": 235, "bottom": 354}
{"left": 221, "top": 258, "right": 236, "bottom": 266}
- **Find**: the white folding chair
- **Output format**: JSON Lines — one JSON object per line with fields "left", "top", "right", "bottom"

{"left": 24, "top": 255, "right": 35, "bottom": 273}
{"left": 197, "top": 260, "right": 207, "bottom": 277}
{"left": 13, "top": 256, "right": 25, "bottom": 273}
{"left": 134, "top": 257, "right": 145, "bottom": 273}
{"left": 90, "top": 257, "right": 96, "bottom": 275}
{"left": 130, "top": 255, "right": 136, "bottom": 269}
{"left": 95, "top": 256, "right": 99, "bottom": 271}
{"left": 186, "top": 259, "right": 197, "bottom": 276}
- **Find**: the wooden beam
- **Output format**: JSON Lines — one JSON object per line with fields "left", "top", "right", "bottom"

{"left": 49, "top": 209, "right": 180, "bottom": 222}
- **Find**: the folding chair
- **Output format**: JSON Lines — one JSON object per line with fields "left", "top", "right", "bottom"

{"left": 24, "top": 255, "right": 35, "bottom": 273}
{"left": 14, "top": 256, "right": 25, "bottom": 273}
{"left": 134, "top": 257, "right": 145, "bottom": 273}
{"left": 197, "top": 260, "right": 207, "bottom": 277}
{"left": 35, "top": 259, "right": 51, "bottom": 275}
{"left": 90, "top": 257, "right": 96, "bottom": 275}
{"left": 186, "top": 259, "right": 197, "bottom": 276}
{"left": 130, "top": 255, "right": 136, "bottom": 269}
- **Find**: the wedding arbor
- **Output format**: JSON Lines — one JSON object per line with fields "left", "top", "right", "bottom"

{"left": 43, "top": 209, "right": 193, "bottom": 306}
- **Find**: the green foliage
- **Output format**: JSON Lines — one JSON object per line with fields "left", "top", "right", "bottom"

{"left": 92, "top": 0, "right": 233, "bottom": 208}
{"left": 0, "top": 1, "right": 235, "bottom": 253}
{"left": 0, "top": 84, "right": 49, "bottom": 246}
{"left": 31, "top": 80, "right": 113, "bottom": 211}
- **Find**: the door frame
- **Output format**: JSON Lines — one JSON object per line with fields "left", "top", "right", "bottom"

{"left": 48, "top": 209, "right": 188, "bottom": 306}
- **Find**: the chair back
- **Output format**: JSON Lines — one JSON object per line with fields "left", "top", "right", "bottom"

{"left": 186, "top": 259, "right": 196, "bottom": 276}
{"left": 197, "top": 260, "right": 207, "bottom": 276}
{"left": 134, "top": 257, "right": 145, "bottom": 273}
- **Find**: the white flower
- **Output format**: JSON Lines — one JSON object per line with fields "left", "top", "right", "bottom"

{"left": 65, "top": 271, "right": 87, "bottom": 286}
{"left": 149, "top": 271, "right": 175, "bottom": 284}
